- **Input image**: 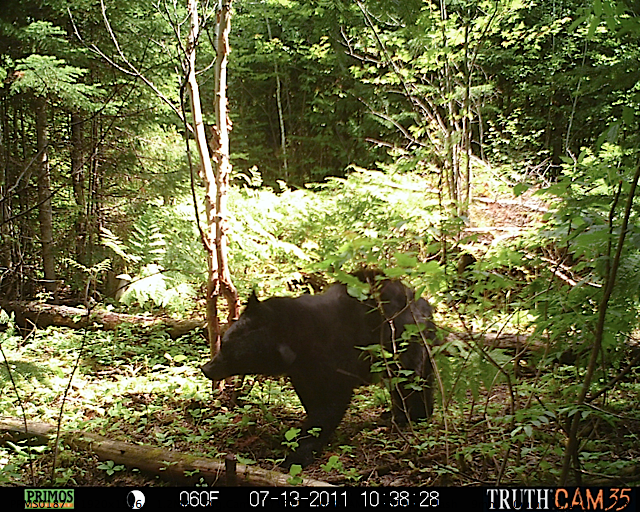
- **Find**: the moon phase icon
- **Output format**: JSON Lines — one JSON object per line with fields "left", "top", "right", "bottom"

{"left": 128, "top": 490, "right": 146, "bottom": 509}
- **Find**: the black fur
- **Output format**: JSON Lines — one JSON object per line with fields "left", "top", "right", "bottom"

{"left": 201, "top": 274, "right": 437, "bottom": 466}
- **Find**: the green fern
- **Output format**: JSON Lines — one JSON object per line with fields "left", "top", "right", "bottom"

{"left": 128, "top": 213, "right": 167, "bottom": 266}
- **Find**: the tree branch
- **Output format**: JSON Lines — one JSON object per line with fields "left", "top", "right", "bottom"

{"left": 69, "top": 3, "right": 192, "bottom": 131}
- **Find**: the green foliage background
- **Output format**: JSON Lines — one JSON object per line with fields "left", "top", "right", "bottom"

{"left": 1, "top": 0, "right": 639, "bottom": 487}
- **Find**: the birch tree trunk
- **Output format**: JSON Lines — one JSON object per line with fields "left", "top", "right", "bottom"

{"left": 185, "top": 0, "right": 239, "bottom": 361}
{"left": 212, "top": 0, "right": 239, "bottom": 325}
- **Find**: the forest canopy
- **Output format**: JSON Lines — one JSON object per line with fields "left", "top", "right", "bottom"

{"left": 1, "top": 0, "right": 639, "bottom": 488}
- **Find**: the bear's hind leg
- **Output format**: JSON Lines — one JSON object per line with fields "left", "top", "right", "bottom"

{"left": 391, "top": 344, "right": 434, "bottom": 424}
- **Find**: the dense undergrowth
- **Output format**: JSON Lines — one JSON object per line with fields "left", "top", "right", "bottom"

{"left": 2, "top": 157, "right": 640, "bottom": 486}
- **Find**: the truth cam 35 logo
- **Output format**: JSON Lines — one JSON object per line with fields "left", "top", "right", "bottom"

{"left": 486, "top": 488, "right": 634, "bottom": 511}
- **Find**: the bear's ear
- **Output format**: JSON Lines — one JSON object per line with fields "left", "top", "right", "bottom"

{"left": 246, "top": 290, "right": 260, "bottom": 309}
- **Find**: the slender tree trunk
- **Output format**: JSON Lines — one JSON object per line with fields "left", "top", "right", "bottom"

{"left": 265, "top": 16, "right": 288, "bottom": 178}
{"left": 186, "top": 0, "right": 239, "bottom": 361}
{"left": 186, "top": 0, "right": 218, "bottom": 349}
{"left": 559, "top": 161, "right": 640, "bottom": 484}
{"left": 0, "top": 96, "right": 11, "bottom": 272}
{"left": 70, "top": 111, "right": 88, "bottom": 266}
{"left": 212, "top": 0, "right": 239, "bottom": 323}
{"left": 89, "top": 117, "right": 101, "bottom": 247}
{"left": 35, "top": 95, "right": 57, "bottom": 296}
{"left": 462, "top": 19, "right": 472, "bottom": 216}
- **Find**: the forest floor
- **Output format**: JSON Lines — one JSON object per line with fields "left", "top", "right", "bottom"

{"left": 3, "top": 188, "right": 640, "bottom": 488}
{"left": 16, "top": 368, "right": 640, "bottom": 487}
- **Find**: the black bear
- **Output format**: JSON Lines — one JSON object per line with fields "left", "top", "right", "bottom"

{"left": 201, "top": 272, "right": 437, "bottom": 467}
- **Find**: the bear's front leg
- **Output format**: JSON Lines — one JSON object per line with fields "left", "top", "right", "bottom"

{"left": 283, "top": 379, "right": 353, "bottom": 467}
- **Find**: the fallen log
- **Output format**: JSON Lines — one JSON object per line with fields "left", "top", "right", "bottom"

{"left": 3, "top": 301, "right": 538, "bottom": 350}
{"left": 0, "top": 417, "right": 332, "bottom": 487}
{"left": 1, "top": 301, "right": 206, "bottom": 339}
{"left": 444, "top": 331, "right": 542, "bottom": 352}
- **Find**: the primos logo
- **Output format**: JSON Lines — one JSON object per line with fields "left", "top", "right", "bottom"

{"left": 24, "top": 489, "right": 74, "bottom": 509}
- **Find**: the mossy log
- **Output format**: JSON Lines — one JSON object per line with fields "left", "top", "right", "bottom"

{"left": 1, "top": 301, "right": 206, "bottom": 339}
{"left": 0, "top": 417, "right": 331, "bottom": 487}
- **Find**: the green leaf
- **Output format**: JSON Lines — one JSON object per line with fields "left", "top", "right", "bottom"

{"left": 587, "top": 15, "right": 600, "bottom": 40}
{"left": 622, "top": 106, "right": 635, "bottom": 127}
{"left": 394, "top": 252, "right": 418, "bottom": 268}
{"left": 513, "top": 183, "right": 530, "bottom": 197}
{"left": 593, "top": 0, "right": 603, "bottom": 16}
{"left": 568, "top": 15, "right": 588, "bottom": 32}
{"left": 284, "top": 428, "right": 300, "bottom": 441}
